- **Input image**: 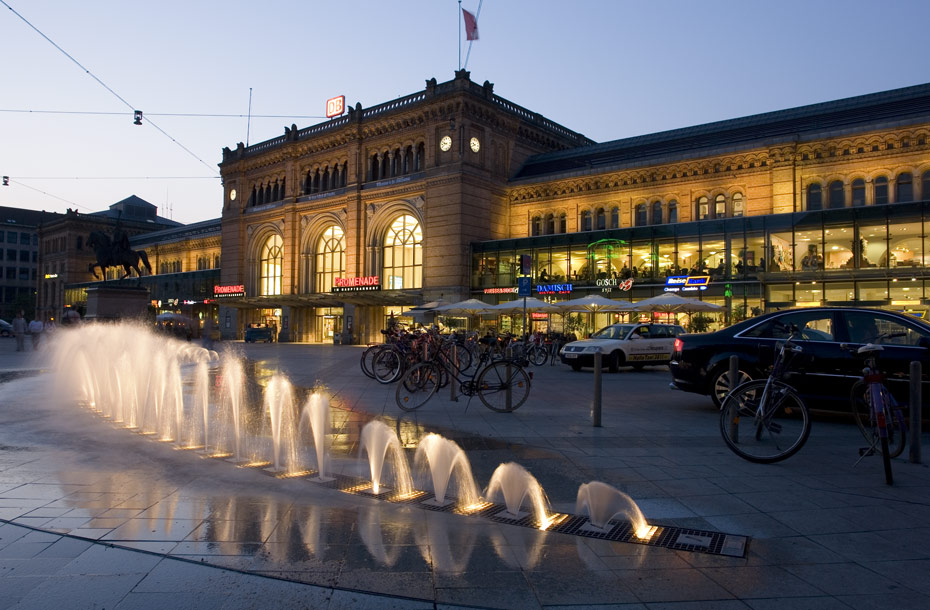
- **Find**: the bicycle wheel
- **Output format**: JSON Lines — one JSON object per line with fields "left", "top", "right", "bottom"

{"left": 360, "top": 345, "right": 383, "bottom": 378}
{"left": 850, "top": 381, "right": 907, "bottom": 459}
{"left": 530, "top": 346, "right": 548, "bottom": 367}
{"left": 443, "top": 343, "right": 473, "bottom": 372}
{"left": 395, "top": 363, "right": 440, "bottom": 411}
{"left": 477, "top": 361, "right": 531, "bottom": 413}
{"left": 719, "top": 379, "right": 811, "bottom": 463}
{"left": 373, "top": 348, "right": 404, "bottom": 384}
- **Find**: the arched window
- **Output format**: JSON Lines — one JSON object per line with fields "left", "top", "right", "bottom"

{"left": 557, "top": 213, "right": 567, "bottom": 233}
{"left": 544, "top": 213, "right": 555, "bottom": 235}
{"left": 404, "top": 146, "right": 413, "bottom": 174}
{"left": 874, "top": 176, "right": 889, "bottom": 204}
{"left": 634, "top": 204, "right": 647, "bottom": 226}
{"left": 370, "top": 154, "right": 379, "bottom": 181}
{"left": 852, "top": 179, "right": 866, "bottom": 206}
{"left": 696, "top": 196, "right": 709, "bottom": 220}
{"left": 581, "top": 210, "right": 592, "bottom": 231}
{"left": 383, "top": 215, "right": 422, "bottom": 290}
{"left": 714, "top": 194, "right": 726, "bottom": 218}
{"left": 595, "top": 207, "right": 606, "bottom": 230}
{"left": 921, "top": 171, "right": 930, "bottom": 202}
{"left": 315, "top": 226, "right": 345, "bottom": 293}
{"left": 415, "top": 143, "right": 425, "bottom": 171}
{"left": 531, "top": 216, "right": 542, "bottom": 236}
{"left": 609, "top": 206, "right": 620, "bottom": 229}
{"left": 304, "top": 170, "right": 313, "bottom": 194}
{"left": 259, "top": 234, "right": 283, "bottom": 296}
{"left": 807, "top": 183, "right": 822, "bottom": 210}
{"left": 668, "top": 201, "right": 678, "bottom": 224}
{"left": 828, "top": 180, "right": 845, "bottom": 208}
{"left": 896, "top": 172, "right": 913, "bottom": 202}
{"left": 731, "top": 193, "right": 744, "bottom": 217}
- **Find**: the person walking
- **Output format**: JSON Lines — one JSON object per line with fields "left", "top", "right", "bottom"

{"left": 12, "top": 311, "right": 26, "bottom": 352}
{"left": 28, "top": 317, "right": 44, "bottom": 350}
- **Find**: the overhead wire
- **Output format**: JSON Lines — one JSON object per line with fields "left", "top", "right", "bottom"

{"left": 0, "top": 0, "right": 220, "bottom": 176}
{"left": 0, "top": 109, "right": 327, "bottom": 119}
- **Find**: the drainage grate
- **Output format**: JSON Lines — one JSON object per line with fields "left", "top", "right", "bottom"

{"left": 237, "top": 462, "right": 749, "bottom": 558}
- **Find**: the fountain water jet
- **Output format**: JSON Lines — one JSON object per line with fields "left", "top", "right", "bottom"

{"left": 485, "top": 462, "right": 553, "bottom": 528}
{"left": 301, "top": 392, "right": 333, "bottom": 482}
{"left": 359, "top": 420, "right": 413, "bottom": 496}
{"left": 413, "top": 434, "right": 480, "bottom": 507}
{"left": 576, "top": 481, "right": 653, "bottom": 538}
{"left": 264, "top": 375, "right": 301, "bottom": 474}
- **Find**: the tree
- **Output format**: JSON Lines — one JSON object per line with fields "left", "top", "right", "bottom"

{"left": 688, "top": 313, "right": 714, "bottom": 333}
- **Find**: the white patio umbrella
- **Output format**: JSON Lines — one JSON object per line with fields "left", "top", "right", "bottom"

{"left": 631, "top": 292, "right": 724, "bottom": 313}
{"left": 485, "top": 297, "right": 556, "bottom": 314}
{"left": 431, "top": 298, "right": 494, "bottom": 316}
{"left": 549, "top": 294, "right": 635, "bottom": 314}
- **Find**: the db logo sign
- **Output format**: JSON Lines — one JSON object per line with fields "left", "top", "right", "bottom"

{"left": 325, "top": 95, "right": 345, "bottom": 118}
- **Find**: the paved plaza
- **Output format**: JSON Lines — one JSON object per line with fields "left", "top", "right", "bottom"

{"left": 0, "top": 337, "right": 929, "bottom": 609}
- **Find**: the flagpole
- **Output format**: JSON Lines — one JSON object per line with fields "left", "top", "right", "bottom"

{"left": 458, "top": 0, "right": 462, "bottom": 70}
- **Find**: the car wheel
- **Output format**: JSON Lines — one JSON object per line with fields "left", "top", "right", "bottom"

{"left": 571, "top": 363, "right": 582, "bottom": 372}
{"left": 710, "top": 365, "right": 754, "bottom": 408}
{"left": 607, "top": 351, "right": 623, "bottom": 373}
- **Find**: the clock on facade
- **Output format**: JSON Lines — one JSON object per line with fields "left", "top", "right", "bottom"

{"left": 229, "top": 188, "right": 237, "bottom": 201}
{"left": 470, "top": 137, "right": 480, "bottom": 153}
{"left": 440, "top": 135, "right": 452, "bottom": 152}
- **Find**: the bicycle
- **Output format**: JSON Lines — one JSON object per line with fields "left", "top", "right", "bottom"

{"left": 849, "top": 333, "right": 909, "bottom": 485}
{"left": 395, "top": 345, "right": 531, "bottom": 413}
{"left": 719, "top": 325, "right": 812, "bottom": 463}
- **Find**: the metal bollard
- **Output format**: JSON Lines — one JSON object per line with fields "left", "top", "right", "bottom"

{"left": 910, "top": 360, "right": 922, "bottom": 464}
{"left": 727, "top": 355, "right": 740, "bottom": 440}
{"left": 593, "top": 350, "right": 602, "bottom": 427}
{"left": 729, "top": 355, "right": 740, "bottom": 393}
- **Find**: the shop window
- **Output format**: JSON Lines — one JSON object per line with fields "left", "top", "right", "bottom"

{"left": 383, "top": 215, "right": 422, "bottom": 290}
{"left": 557, "top": 213, "right": 567, "bottom": 233}
{"left": 731, "top": 193, "right": 744, "bottom": 217}
{"left": 259, "top": 234, "right": 283, "bottom": 296}
{"left": 581, "top": 210, "right": 592, "bottom": 231}
{"left": 696, "top": 196, "right": 709, "bottom": 220}
{"left": 316, "top": 226, "right": 345, "bottom": 293}
{"left": 874, "top": 176, "right": 889, "bottom": 204}
{"left": 896, "top": 172, "right": 913, "bottom": 203}
{"left": 651, "top": 201, "right": 663, "bottom": 225}
{"left": 852, "top": 179, "right": 866, "bottom": 206}
{"left": 668, "top": 201, "right": 678, "bottom": 224}
{"left": 922, "top": 170, "right": 930, "bottom": 201}
{"left": 714, "top": 194, "right": 726, "bottom": 218}
{"left": 634, "top": 204, "right": 647, "bottom": 226}
{"left": 609, "top": 206, "right": 620, "bottom": 229}
{"left": 544, "top": 213, "right": 555, "bottom": 235}
{"left": 827, "top": 180, "right": 845, "bottom": 208}
{"left": 807, "top": 183, "right": 822, "bottom": 210}
{"left": 531, "top": 216, "right": 542, "bottom": 236}
{"left": 595, "top": 207, "right": 606, "bottom": 230}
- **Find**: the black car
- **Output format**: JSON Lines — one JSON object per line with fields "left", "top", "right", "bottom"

{"left": 670, "top": 307, "right": 930, "bottom": 410}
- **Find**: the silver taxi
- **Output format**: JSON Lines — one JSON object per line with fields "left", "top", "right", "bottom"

{"left": 559, "top": 323, "right": 686, "bottom": 372}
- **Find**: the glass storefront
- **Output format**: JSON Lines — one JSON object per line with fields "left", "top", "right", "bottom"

{"left": 472, "top": 201, "right": 930, "bottom": 321}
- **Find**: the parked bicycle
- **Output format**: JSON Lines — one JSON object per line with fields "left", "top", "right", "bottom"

{"left": 849, "top": 333, "right": 909, "bottom": 485}
{"left": 395, "top": 344, "right": 531, "bottom": 413}
{"left": 719, "top": 324, "right": 812, "bottom": 463}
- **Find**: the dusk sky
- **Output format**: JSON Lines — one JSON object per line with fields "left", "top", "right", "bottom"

{"left": 3, "top": 0, "right": 930, "bottom": 225}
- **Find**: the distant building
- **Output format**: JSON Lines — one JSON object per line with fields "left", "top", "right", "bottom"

{"left": 38, "top": 195, "right": 181, "bottom": 322}
{"left": 0, "top": 206, "right": 58, "bottom": 320}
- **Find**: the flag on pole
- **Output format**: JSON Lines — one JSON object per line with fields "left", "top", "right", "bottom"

{"left": 462, "top": 8, "right": 479, "bottom": 41}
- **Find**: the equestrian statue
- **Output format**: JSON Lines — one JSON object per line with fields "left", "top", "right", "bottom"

{"left": 87, "top": 225, "right": 152, "bottom": 280}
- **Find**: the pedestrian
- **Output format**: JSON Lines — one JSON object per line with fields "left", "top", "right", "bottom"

{"left": 12, "top": 311, "right": 26, "bottom": 352}
{"left": 28, "top": 317, "right": 44, "bottom": 350}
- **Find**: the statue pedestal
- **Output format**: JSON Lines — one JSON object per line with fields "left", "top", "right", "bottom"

{"left": 85, "top": 285, "right": 150, "bottom": 321}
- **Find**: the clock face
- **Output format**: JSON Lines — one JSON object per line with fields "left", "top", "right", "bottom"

{"left": 229, "top": 188, "right": 237, "bottom": 201}
{"left": 440, "top": 135, "right": 452, "bottom": 152}
{"left": 470, "top": 137, "right": 480, "bottom": 153}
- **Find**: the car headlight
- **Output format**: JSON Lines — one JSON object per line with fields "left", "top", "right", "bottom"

{"left": 583, "top": 346, "right": 601, "bottom": 353}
